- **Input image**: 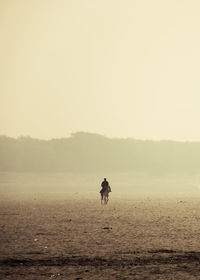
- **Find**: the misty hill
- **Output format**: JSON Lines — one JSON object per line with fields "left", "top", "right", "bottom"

{"left": 1, "top": 132, "right": 200, "bottom": 175}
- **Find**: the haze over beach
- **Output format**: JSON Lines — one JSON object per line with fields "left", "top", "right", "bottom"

{"left": 1, "top": 1, "right": 200, "bottom": 279}
{"left": 1, "top": 132, "right": 200, "bottom": 195}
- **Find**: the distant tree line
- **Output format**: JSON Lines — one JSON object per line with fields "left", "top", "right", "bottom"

{"left": 0, "top": 132, "right": 200, "bottom": 174}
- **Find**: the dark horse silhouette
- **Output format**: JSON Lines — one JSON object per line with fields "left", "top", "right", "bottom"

{"left": 100, "top": 185, "right": 111, "bottom": 205}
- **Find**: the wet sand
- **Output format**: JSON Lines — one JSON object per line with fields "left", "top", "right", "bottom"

{"left": 1, "top": 193, "right": 200, "bottom": 279}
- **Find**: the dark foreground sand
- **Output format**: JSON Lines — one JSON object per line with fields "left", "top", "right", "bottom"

{"left": 1, "top": 193, "right": 200, "bottom": 279}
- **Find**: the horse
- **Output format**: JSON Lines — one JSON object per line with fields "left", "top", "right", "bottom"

{"left": 100, "top": 185, "right": 111, "bottom": 205}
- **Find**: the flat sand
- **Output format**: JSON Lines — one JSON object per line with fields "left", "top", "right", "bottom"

{"left": 1, "top": 193, "right": 200, "bottom": 279}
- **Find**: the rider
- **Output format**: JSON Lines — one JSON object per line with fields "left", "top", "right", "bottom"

{"left": 100, "top": 178, "right": 111, "bottom": 194}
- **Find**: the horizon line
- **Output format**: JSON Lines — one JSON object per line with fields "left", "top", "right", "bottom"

{"left": 0, "top": 131, "right": 200, "bottom": 143}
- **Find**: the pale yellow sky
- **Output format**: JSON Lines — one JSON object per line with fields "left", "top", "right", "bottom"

{"left": 1, "top": 0, "right": 200, "bottom": 140}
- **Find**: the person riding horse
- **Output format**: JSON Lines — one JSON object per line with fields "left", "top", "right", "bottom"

{"left": 100, "top": 178, "right": 111, "bottom": 195}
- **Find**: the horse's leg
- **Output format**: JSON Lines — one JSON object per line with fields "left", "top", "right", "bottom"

{"left": 104, "top": 194, "right": 108, "bottom": 205}
{"left": 101, "top": 193, "right": 103, "bottom": 204}
{"left": 105, "top": 192, "right": 109, "bottom": 204}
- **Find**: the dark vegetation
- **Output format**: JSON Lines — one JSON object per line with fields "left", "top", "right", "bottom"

{"left": 0, "top": 132, "right": 200, "bottom": 174}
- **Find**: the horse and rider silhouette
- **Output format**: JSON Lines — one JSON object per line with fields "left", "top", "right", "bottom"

{"left": 100, "top": 178, "right": 111, "bottom": 205}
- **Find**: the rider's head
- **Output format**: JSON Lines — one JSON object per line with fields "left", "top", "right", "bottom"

{"left": 104, "top": 178, "right": 107, "bottom": 181}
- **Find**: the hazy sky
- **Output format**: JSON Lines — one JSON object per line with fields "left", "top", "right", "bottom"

{"left": 1, "top": 0, "right": 200, "bottom": 141}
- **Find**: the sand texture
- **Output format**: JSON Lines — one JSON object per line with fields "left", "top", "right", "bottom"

{"left": 1, "top": 194, "right": 200, "bottom": 279}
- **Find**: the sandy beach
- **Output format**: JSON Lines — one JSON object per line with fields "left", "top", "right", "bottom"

{"left": 1, "top": 193, "right": 200, "bottom": 279}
